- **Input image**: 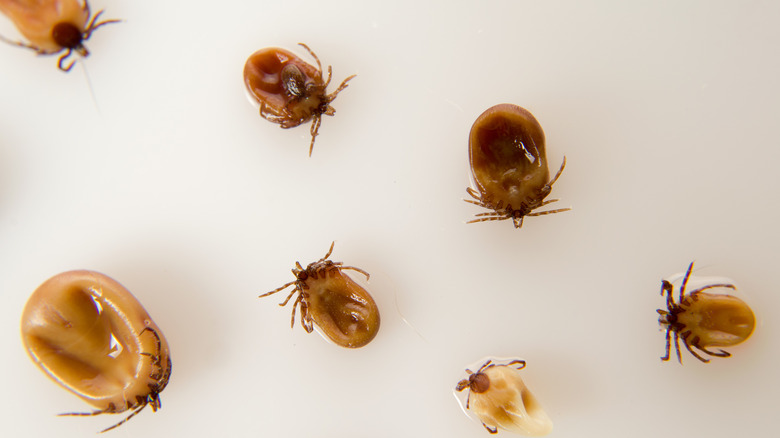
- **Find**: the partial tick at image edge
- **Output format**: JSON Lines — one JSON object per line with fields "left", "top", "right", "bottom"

{"left": 0, "top": 0, "right": 120, "bottom": 72}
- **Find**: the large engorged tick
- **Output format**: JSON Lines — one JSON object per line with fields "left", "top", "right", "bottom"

{"left": 0, "top": 0, "right": 119, "bottom": 71}
{"left": 259, "top": 242, "right": 380, "bottom": 348}
{"left": 21, "top": 270, "right": 172, "bottom": 433}
{"left": 243, "top": 43, "right": 356, "bottom": 156}
{"left": 455, "top": 358, "right": 552, "bottom": 436}
{"left": 657, "top": 261, "right": 756, "bottom": 364}
{"left": 465, "top": 104, "right": 569, "bottom": 228}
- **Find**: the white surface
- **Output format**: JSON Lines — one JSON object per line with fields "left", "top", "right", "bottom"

{"left": 1, "top": 1, "right": 779, "bottom": 437}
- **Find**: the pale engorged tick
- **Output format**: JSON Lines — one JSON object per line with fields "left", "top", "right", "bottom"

{"left": 455, "top": 358, "right": 552, "bottom": 436}
{"left": 259, "top": 242, "right": 380, "bottom": 348}
{"left": 21, "top": 270, "right": 171, "bottom": 433}
{"left": 0, "top": 0, "right": 119, "bottom": 71}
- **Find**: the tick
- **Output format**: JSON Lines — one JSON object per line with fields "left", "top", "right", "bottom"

{"left": 259, "top": 242, "right": 380, "bottom": 348}
{"left": 657, "top": 261, "right": 756, "bottom": 363}
{"left": 465, "top": 104, "right": 569, "bottom": 228}
{"left": 21, "top": 270, "right": 172, "bottom": 433}
{"left": 455, "top": 358, "right": 552, "bottom": 436}
{"left": 243, "top": 43, "right": 356, "bottom": 156}
{"left": 0, "top": 0, "right": 119, "bottom": 71}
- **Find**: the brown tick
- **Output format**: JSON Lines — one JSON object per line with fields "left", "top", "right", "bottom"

{"left": 21, "top": 270, "right": 172, "bottom": 433}
{"left": 466, "top": 104, "right": 569, "bottom": 228}
{"left": 243, "top": 43, "right": 356, "bottom": 156}
{"left": 259, "top": 242, "right": 380, "bottom": 348}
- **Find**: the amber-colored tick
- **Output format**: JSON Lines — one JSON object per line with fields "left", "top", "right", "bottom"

{"left": 657, "top": 261, "right": 756, "bottom": 363}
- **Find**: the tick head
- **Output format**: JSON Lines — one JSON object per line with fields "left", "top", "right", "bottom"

{"left": 467, "top": 372, "right": 490, "bottom": 394}
{"left": 52, "top": 22, "right": 87, "bottom": 55}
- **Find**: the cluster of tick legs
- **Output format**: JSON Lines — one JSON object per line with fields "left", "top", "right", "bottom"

{"left": 657, "top": 261, "right": 735, "bottom": 364}
{"left": 465, "top": 157, "right": 569, "bottom": 228}
{"left": 0, "top": 3, "right": 119, "bottom": 72}
{"left": 257, "top": 43, "right": 356, "bottom": 157}
{"left": 258, "top": 241, "right": 369, "bottom": 332}
{"left": 455, "top": 359, "right": 526, "bottom": 434}
{"left": 58, "top": 326, "right": 171, "bottom": 433}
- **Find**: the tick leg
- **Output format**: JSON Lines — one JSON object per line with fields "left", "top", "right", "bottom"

{"left": 290, "top": 294, "right": 303, "bottom": 328}
{"left": 59, "top": 402, "right": 117, "bottom": 417}
{"left": 680, "top": 331, "right": 709, "bottom": 363}
{"left": 482, "top": 422, "right": 498, "bottom": 434}
{"left": 326, "top": 74, "right": 356, "bottom": 103}
{"left": 477, "top": 359, "right": 493, "bottom": 373}
{"left": 467, "top": 216, "right": 510, "bottom": 224}
{"left": 139, "top": 327, "right": 163, "bottom": 374}
{"left": 507, "top": 359, "right": 527, "bottom": 370}
{"left": 321, "top": 241, "right": 336, "bottom": 260}
{"left": 695, "top": 344, "right": 731, "bottom": 358}
{"left": 58, "top": 50, "right": 77, "bottom": 72}
{"left": 85, "top": 10, "right": 121, "bottom": 37}
{"left": 99, "top": 403, "right": 148, "bottom": 434}
{"left": 687, "top": 283, "right": 736, "bottom": 295}
{"left": 526, "top": 206, "right": 571, "bottom": 217}
{"left": 660, "top": 280, "right": 675, "bottom": 310}
{"left": 279, "top": 288, "right": 299, "bottom": 306}
{"left": 342, "top": 266, "right": 370, "bottom": 280}
{"left": 680, "top": 262, "right": 695, "bottom": 303}
{"left": 660, "top": 327, "right": 672, "bottom": 361}
{"left": 298, "top": 43, "right": 323, "bottom": 79}
{"left": 673, "top": 331, "right": 683, "bottom": 364}
{"left": 547, "top": 156, "right": 567, "bottom": 187}
{"left": 308, "top": 115, "right": 322, "bottom": 156}
{"left": 0, "top": 34, "right": 46, "bottom": 53}
{"left": 259, "top": 280, "right": 297, "bottom": 298}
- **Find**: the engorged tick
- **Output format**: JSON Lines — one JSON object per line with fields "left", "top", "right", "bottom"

{"left": 465, "top": 104, "right": 570, "bottom": 228}
{"left": 243, "top": 43, "right": 356, "bottom": 156}
{"left": 21, "top": 270, "right": 172, "bottom": 433}
{"left": 259, "top": 242, "right": 380, "bottom": 348}
{"left": 657, "top": 261, "right": 756, "bottom": 363}
{"left": 0, "top": 0, "right": 119, "bottom": 71}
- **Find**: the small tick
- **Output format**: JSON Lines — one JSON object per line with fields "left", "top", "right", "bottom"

{"left": 657, "top": 261, "right": 756, "bottom": 363}
{"left": 0, "top": 0, "right": 119, "bottom": 71}
{"left": 259, "top": 242, "right": 380, "bottom": 348}
{"left": 465, "top": 104, "right": 569, "bottom": 228}
{"left": 243, "top": 43, "right": 356, "bottom": 156}
{"left": 21, "top": 270, "right": 172, "bottom": 432}
{"left": 455, "top": 358, "right": 552, "bottom": 436}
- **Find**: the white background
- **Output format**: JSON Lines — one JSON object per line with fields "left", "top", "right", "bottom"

{"left": 1, "top": 1, "right": 779, "bottom": 437}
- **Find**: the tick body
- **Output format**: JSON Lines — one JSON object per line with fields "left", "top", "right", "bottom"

{"left": 243, "top": 43, "right": 356, "bottom": 156}
{"left": 455, "top": 358, "right": 552, "bottom": 436}
{"left": 657, "top": 262, "right": 756, "bottom": 363}
{"left": 259, "top": 242, "right": 380, "bottom": 348}
{"left": 0, "top": 0, "right": 119, "bottom": 71}
{"left": 21, "top": 270, "right": 172, "bottom": 433}
{"left": 466, "top": 104, "right": 569, "bottom": 228}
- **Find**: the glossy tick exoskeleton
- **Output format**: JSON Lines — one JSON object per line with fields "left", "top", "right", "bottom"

{"left": 259, "top": 242, "right": 380, "bottom": 348}
{"left": 243, "top": 43, "right": 356, "bottom": 156}
{"left": 657, "top": 262, "right": 756, "bottom": 364}
{"left": 466, "top": 104, "right": 569, "bottom": 228}
{"left": 21, "top": 271, "right": 172, "bottom": 433}
{"left": 0, "top": 0, "right": 119, "bottom": 71}
{"left": 455, "top": 358, "right": 552, "bottom": 436}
